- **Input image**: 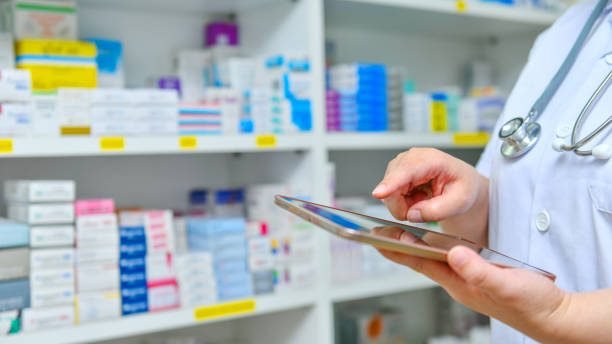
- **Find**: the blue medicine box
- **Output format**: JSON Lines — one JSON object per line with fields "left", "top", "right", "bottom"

{"left": 119, "top": 226, "right": 146, "bottom": 244}
{"left": 120, "top": 242, "right": 147, "bottom": 258}
{"left": 122, "top": 299, "right": 148, "bottom": 316}
{"left": 0, "top": 219, "right": 29, "bottom": 249}
{"left": 119, "top": 256, "right": 146, "bottom": 272}
{"left": 0, "top": 278, "right": 30, "bottom": 311}
{"left": 120, "top": 270, "right": 147, "bottom": 288}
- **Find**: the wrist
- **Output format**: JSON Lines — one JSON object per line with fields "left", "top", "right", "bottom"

{"left": 536, "top": 291, "right": 574, "bottom": 343}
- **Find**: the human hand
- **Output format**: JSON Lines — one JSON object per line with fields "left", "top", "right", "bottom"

{"left": 372, "top": 148, "right": 484, "bottom": 222}
{"left": 376, "top": 227, "right": 570, "bottom": 343}
{"left": 372, "top": 148, "right": 489, "bottom": 244}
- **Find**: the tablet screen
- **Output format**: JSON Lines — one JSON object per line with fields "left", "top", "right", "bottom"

{"left": 276, "top": 195, "right": 555, "bottom": 279}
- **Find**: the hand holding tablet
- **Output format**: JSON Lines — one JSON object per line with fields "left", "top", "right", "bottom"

{"left": 275, "top": 195, "right": 555, "bottom": 280}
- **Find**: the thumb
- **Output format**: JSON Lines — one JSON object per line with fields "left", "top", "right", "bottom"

{"left": 447, "top": 246, "right": 510, "bottom": 293}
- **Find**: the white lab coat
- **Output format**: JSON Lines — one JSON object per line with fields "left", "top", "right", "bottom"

{"left": 476, "top": 0, "right": 612, "bottom": 342}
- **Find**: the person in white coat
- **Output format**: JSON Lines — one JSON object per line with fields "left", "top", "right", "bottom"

{"left": 372, "top": 0, "right": 612, "bottom": 342}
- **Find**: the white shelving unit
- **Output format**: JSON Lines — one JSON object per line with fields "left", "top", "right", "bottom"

{"left": 0, "top": 0, "right": 560, "bottom": 342}
{"left": 3, "top": 290, "right": 317, "bottom": 344}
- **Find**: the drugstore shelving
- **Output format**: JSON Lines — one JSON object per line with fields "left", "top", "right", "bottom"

{"left": 3, "top": 290, "right": 317, "bottom": 344}
{"left": 0, "top": 134, "right": 315, "bottom": 158}
{"left": 330, "top": 271, "right": 436, "bottom": 303}
{"left": 335, "top": 0, "right": 558, "bottom": 24}
{"left": 327, "top": 0, "right": 559, "bottom": 37}
{"left": 76, "top": 0, "right": 284, "bottom": 13}
{"left": 325, "top": 132, "right": 489, "bottom": 150}
{"left": 0, "top": 133, "right": 488, "bottom": 158}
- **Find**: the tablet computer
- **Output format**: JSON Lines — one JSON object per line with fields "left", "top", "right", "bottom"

{"left": 275, "top": 195, "right": 555, "bottom": 279}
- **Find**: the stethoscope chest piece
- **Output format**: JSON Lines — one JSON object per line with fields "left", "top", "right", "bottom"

{"left": 499, "top": 117, "right": 541, "bottom": 159}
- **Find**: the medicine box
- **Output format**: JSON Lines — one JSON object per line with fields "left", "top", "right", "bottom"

{"left": 119, "top": 226, "right": 146, "bottom": 244}
{"left": 4, "top": 180, "right": 75, "bottom": 203}
{"left": 30, "top": 268, "right": 74, "bottom": 289}
{"left": 75, "top": 290, "right": 120, "bottom": 324}
{"left": 30, "top": 225, "right": 74, "bottom": 248}
{"left": 74, "top": 199, "right": 115, "bottom": 216}
{"left": 30, "top": 248, "right": 74, "bottom": 270}
{"left": 76, "top": 262, "right": 119, "bottom": 292}
{"left": 6, "top": 0, "right": 77, "bottom": 40}
{"left": 21, "top": 305, "right": 75, "bottom": 332}
{"left": 0, "top": 218, "right": 29, "bottom": 249}
{"left": 76, "top": 246, "right": 119, "bottom": 264}
{"left": 120, "top": 270, "right": 147, "bottom": 289}
{"left": 15, "top": 39, "right": 97, "bottom": 92}
{"left": 119, "top": 256, "right": 146, "bottom": 272}
{"left": 0, "top": 102, "right": 33, "bottom": 137}
{"left": 30, "top": 285, "right": 75, "bottom": 308}
{"left": 76, "top": 213, "right": 117, "bottom": 233}
{"left": 0, "top": 69, "right": 30, "bottom": 102}
{"left": 122, "top": 299, "right": 148, "bottom": 316}
{"left": 76, "top": 229, "right": 119, "bottom": 249}
{"left": 0, "top": 248, "right": 30, "bottom": 281}
{"left": 147, "top": 281, "right": 180, "bottom": 312}
{"left": 120, "top": 241, "right": 147, "bottom": 258}
{"left": 8, "top": 203, "right": 75, "bottom": 225}
{"left": 0, "top": 278, "right": 30, "bottom": 312}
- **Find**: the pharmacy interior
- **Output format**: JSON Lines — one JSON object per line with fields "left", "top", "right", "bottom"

{"left": 0, "top": 0, "right": 570, "bottom": 343}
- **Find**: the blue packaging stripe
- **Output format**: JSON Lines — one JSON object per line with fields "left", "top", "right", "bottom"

{"left": 119, "top": 226, "right": 146, "bottom": 244}
{"left": 120, "top": 271, "right": 147, "bottom": 288}
{"left": 119, "top": 257, "right": 146, "bottom": 271}
{"left": 121, "top": 285, "right": 148, "bottom": 301}
{"left": 120, "top": 242, "right": 147, "bottom": 258}
{"left": 122, "top": 300, "right": 149, "bottom": 316}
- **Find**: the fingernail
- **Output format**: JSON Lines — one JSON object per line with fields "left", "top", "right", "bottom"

{"left": 449, "top": 247, "right": 468, "bottom": 269}
{"left": 407, "top": 209, "right": 423, "bottom": 222}
{"left": 372, "top": 184, "right": 387, "bottom": 195}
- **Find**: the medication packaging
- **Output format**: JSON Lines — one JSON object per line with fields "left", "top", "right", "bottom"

{"left": 21, "top": 305, "right": 74, "bottom": 332}
{"left": 8, "top": 203, "right": 75, "bottom": 224}
{"left": 4, "top": 180, "right": 75, "bottom": 203}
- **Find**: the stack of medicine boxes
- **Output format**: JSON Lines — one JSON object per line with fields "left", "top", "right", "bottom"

{"left": 387, "top": 67, "right": 404, "bottom": 131}
{"left": 0, "top": 69, "right": 33, "bottom": 137}
{"left": 329, "top": 63, "right": 388, "bottom": 132}
{"left": 187, "top": 217, "right": 253, "bottom": 302}
{"left": 74, "top": 199, "right": 120, "bottom": 323}
{"left": 119, "top": 210, "right": 180, "bottom": 313}
{"left": 5, "top": 180, "right": 76, "bottom": 332}
{"left": 0, "top": 216, "right": 30, "bottom": 336}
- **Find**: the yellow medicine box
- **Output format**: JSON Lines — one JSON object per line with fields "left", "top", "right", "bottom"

{"left": 15, "top": 39, "right": 97, "bottom": 92}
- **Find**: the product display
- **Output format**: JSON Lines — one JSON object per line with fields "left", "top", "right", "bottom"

{"left": 327, "top": 62, "right": 506, "bottom": 134}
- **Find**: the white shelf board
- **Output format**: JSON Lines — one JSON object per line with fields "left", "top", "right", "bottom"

{"left": 4, "top": 290, "right": 317, "bottom": 344}
{"left": 331, "top": 271, "right": 436, "bottom": 303}
{"left": 325, "top": 132, "right": 487, "bottom": 150}
{"left": 326, "top": 0, "right": 559, "bottom": 37}
{"left": 77, "top": 0, "right": 283, "bottom": 15}
{"left": 342, "top": 0, "right": 558, "bottom": 24}
{"left": 0, "top": 134, "right": 313, "bottom": 158}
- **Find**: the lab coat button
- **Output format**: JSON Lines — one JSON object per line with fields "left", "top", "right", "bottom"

{"left": 535, "top": 210, "right": 551, "bottom": 232}
{"left": 555, "top": 124, "right": 571, "bottom": 138}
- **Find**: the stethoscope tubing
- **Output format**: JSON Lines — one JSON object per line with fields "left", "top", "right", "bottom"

{"left": 562, "top": 70, "right": 612, "bottom": 155}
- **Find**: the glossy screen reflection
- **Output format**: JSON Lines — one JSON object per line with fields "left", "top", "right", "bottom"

{"left": 276, "top": 195, "right": 555, "bottom": 280}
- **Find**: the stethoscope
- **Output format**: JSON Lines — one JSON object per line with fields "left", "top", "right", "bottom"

{"left": 499, "top": 0, "right": 612, "bottom": 160}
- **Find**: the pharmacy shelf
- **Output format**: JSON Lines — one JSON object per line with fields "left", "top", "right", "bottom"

{"left": 77, "top": 0, "right": 283, "bottom": 14}
{"left": 327, "top": 0, "right": 559, "bottom": 37}
{"left": 325, "top": 132, "right": 489, "bottom": 151}
{"left": 330, "top": 271, "right": 436, "bottom": 303}
{"left": 0, "top": 134, "right": 314, "bottom": 158}
{"left": 3, "top": 290, "right": 317, "bottom": 344}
